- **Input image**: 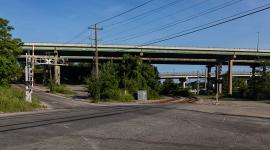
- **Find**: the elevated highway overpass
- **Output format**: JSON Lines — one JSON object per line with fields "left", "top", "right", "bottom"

{"left": 19, "top": 42, "right": 270, "bottom": 95}
{"left": 159, "top": 71, "right": 259, "bottom": 79}
{"left": 20, "top": 42, "right": 270, "bottom": 65}
{"left": 159, "top": 71, "right": 259, "bottom": 90}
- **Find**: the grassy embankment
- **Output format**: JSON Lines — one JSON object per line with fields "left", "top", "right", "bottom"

{"left": 0, "top": 86, "right": 44, "bottom": 113}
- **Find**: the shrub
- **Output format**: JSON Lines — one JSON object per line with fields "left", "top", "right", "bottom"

{"left": 48, "top": 79, "right": 74, "bottom": 95}
{"left": 86, "top": 55, "right": 161, "bottom": 102}
{"left": 101, "top": 88, "right": 134, "bottom": 102}
{"left": 160, "top": 79, "right": 178, "bottom": 96}
{"left": 175, "top": 88, "right": 192, "bottom": 97}
{"left": 147, "top": 88, "right": 160, "bottom": 100}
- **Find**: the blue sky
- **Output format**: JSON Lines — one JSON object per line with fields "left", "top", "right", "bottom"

{"left": 1, "top": 0, "right": 270, "bottom": 73}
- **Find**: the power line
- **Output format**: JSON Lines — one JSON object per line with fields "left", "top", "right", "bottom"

{"left": 103, "top": 0, "right": 208, "bottom": 42}
{"left": 108, "top": 0, "right": 242, "bottom": 44}
{"left": 64, "top": 28, "right": 88, "bottom": 44}
{"left": 143, "top": 3, "right": 270, "bottom": 46}
{"left": 104, "top": 0, "right": 184, "bottom": 29}
{"left": 65, "top": 0, "right": 154, "bottom": 44}
{"left": 113, "top": 3, "right": 270, "bottom": 53}
{"left": 94, "top": 0, "right": 155, "bottom": 25}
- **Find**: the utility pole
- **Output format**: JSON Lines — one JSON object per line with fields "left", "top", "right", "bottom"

{"left": 89, "top": 24, "right": 103, "bottom": 101}
{"left": 89, "top": 24, "right": 103, "bottom": 80}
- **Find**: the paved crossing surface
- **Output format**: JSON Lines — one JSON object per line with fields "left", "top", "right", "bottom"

{"left": 0, "top": 91, "right": 269, "bottom": 150}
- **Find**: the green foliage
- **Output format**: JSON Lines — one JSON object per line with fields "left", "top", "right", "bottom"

{"left": 160, "top": 79, "right": 192, "bottom": 97}
{"left": 223, "top": 73, "right": 249, "bottom": 98}
{"left": 0, "top": 86, "right": 44, "bottom": 112}
{"left": 260, "top": 100, "right": 270, "bottom": 104}
{"left": 48, "top": 79, "right": 75, "bottom": 95}
{"left": 102, "top": 89, "right": 134, "bottom": 102}
{"left": 247, "top": 60, "right": 270, "bottom": 99}
{"left": 118, "top": 55, "right": 160, "bottom": 99}
{"left": 227, "top": 60, "right": 270, "bottom": 100}
{"left": 160, "top": 79, "right": 178, "bottom": 95}
{"left": 0, "top": 18, "right": 23, "bottom": 85}
{"left": 86, "top": 62, "right": 119, "bottom": 101}
{"left": 86, "top": 55, "right": 161, "bottom": 102}
{"left": 232, "top": 80, "right": 249, "bottom": 98}
{"left": 249, "top": 75, "right": 270, "bottom": 99}
{"left": 175, "top": 88, "right": 192, "bottom": 97}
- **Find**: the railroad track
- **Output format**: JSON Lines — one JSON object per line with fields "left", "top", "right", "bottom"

{"left": 0, "top": 105, "right": 146, "bottom": 132}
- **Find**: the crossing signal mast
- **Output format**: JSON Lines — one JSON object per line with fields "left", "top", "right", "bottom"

{"left": 25, "top": 44, "right": 68, "bottom": 102}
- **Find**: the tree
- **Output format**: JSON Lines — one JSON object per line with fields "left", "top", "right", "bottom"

{"left": 118, "top": 54, "right": 160, "bottom": 99}
{"left": 248, "top": 60, "right": 270, "bottom": 99}
{"left": 86, "top": 54, "right": 161, "bottom": 101}
{"left": 160, "top": 79, "right": 177, "bottom": 96}
{"left": 0, "top": 18, "right": 23, "bottom": 85}
{"left": 86, "top": 62, "right": 118, "bottom": 101}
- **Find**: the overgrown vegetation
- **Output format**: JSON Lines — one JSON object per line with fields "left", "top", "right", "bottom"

{"left": 222, "top": 60, "right": 270, "bottom": 100}
{"left": 86, "top": 54, "right": 160, "bottom": 102}
{"left": 160, "top": 79, "right": 192, "bottom": 97}
{"left": 48, "top": 79, "right": 75, "bottom": 95}
{"left": 0, "top": 86, "right": 44, "bottom": 112}
{"left": 247, "top": 61, "right": 270, "bottom": 100}
{"left": 0, "top": 17, "right": 44, "bottom": 112}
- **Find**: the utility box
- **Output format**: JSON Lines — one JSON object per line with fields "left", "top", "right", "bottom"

{"left": 137, "top": 90, "right": 147, "bottom": 101}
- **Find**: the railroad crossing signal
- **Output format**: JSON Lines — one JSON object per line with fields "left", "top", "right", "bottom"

{"left": 25, "top": 49, "right": 68, "bottom": 102}
{"left": 25, "top": 53, "right": 33, "bottom": 102}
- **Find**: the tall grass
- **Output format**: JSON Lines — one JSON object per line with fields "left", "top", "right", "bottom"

{"left": 0, "top": 87, "right": 44, "bottom": 113}
{"left": 48, "top": 80, "right": 75, "bottom": 95}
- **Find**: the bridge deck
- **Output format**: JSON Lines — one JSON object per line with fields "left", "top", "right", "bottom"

{"left": 20, "top": 42, "right": 270, "bottom": 65}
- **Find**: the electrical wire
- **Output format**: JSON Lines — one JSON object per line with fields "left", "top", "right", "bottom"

{"left": 113, "top": 3, "right": 270, "bottom": 53}
{"left": 143, "top": 3, "right": 270, "bottom": 46}
{"left": 108, "top": 0, "right": 242, "bottom": 44}
{"left": 64, "top": 28, "right": 88, "bottom": 44}
{"left": 104, "top": 0, "right": 184, "bottom": 29}
{"left": 103, "top": 0, "right": 208, "bottom": 42}
{"left": 65, "top": 0, "right": 155, "bottom": 44}
{"left": 95, "top": 0, "right": 155, "bottom": 25}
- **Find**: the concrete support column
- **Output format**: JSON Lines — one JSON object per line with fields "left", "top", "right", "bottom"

{"left": 228, "top": 60, "right": 233, "bottom": 95}
{"left": 251, "top": 65, "right": 256, "bottom": 78}
{"left": 182, "top": 81, "right": 186, "bottom": 89}
{"left": 54, "top": 65, "right": 61, "bottom": 85}
{"left": 204, "top": 69, "right": 207, "bottom": 89}
{"left": 219, "top": 82, "right": 222, "bottom": 94}
{"left": 215, "top": 63, "right": 222, "bottom": 94}
{"left": 54, "top": 49, "right": 61, "bottom": 85}
{"left": 186, "top": 77, "right": 188, "bottom": 88}
{"left": 206, "top": 65, "right": 212, "bottom": 93}
{"left": 179, "top": 77, "right": 187, "bottom": 89}
{"left": 43, "top": 65, "right": 47, "bottom": 85}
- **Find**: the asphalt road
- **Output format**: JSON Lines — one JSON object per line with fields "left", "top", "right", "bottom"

{"left": 0, "top": 91, "right": 269, "bottom": 150}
